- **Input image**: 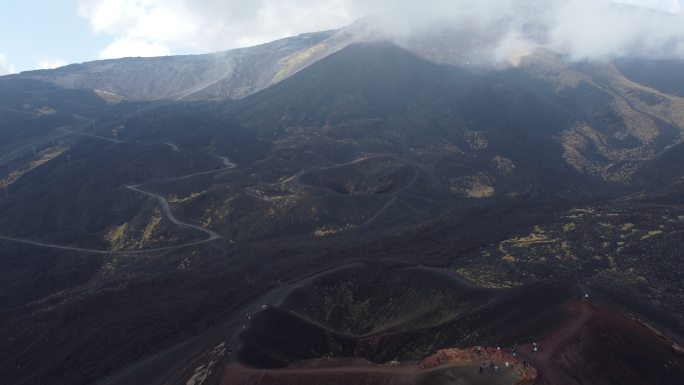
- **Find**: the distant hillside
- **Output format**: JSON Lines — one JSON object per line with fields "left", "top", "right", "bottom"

{"left": 8, "top": 30, "right": 347, "bottom": 101}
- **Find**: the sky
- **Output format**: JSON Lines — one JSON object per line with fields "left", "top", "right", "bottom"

{"left": 1, "top": 0, "right": 684, "bottom": 75}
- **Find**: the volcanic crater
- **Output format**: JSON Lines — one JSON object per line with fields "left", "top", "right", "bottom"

{"left": 224, "top": 263, "right": 684, "bottom": 385}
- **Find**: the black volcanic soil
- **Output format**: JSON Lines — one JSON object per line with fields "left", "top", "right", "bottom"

{"left": 236, "top": 307, "right": 357, "bottom": 368}
{"left": 280, "top": 264, "right": 492, "bottom": 336}
{"left": 298, "top": 157, "right": 417, "bottom": 196}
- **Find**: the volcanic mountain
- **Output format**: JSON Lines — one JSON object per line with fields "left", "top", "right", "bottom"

{"left": 1, "top": 23, "right": 683, "bottom": 385}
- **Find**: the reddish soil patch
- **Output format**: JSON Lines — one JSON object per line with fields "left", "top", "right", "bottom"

{"left": 420, "top": 348, "right": 537, "bottom": 384}
{"left": 221, "top": 348, "right": 530, "bottom": 385}
{"left": 516, "top": 300, "right": 684, "bottom": 385}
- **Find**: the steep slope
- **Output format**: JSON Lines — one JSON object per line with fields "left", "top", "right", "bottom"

{"left": 234, "top": 43, "right": 613, "bottom": 198}
{"left": 8, "top": 29, "right": 370, "bottom": 101}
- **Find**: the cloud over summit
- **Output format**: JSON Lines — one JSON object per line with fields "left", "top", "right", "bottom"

{"left": 364, "top": 0, "right": 684, "bottom": 63}
{"left": 76, "top": 0, "right": 684, "bottom": 63}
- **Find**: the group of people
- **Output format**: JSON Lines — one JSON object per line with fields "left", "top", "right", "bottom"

{"left": 476, "top": 342, "right": 541, "bottom": 356}
{"left": 475, "top": 345, "right": 501, "bottom": 355}
{"left": 475, "top": 341, "right": 542, "bottom": 374}
{"left": 479, "top": 361, "right": 500, "bottom": 374}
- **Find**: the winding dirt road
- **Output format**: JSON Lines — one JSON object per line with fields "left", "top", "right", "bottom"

{"left": 126, "top": 184, "right": 222, "bottom": 241}
{"left": 57, "top": 126, "right": 124, "bottom": 143}
{"left": 283, "top": 155, "right": 421, "bottom": 229}
{"left": 0, "top": 234, "right": 216, "bottom": 255}
{"left": 0, "top": 127, "right": 235, "bottom": 254}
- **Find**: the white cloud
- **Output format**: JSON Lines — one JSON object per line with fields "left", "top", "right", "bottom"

{"left": 611, "top": 0, "right": 683, "bottom": 12}
{"left": 546, "top": 0, "right": 684, "bottom": 61}
{"left": 356, "top": 0, "right": 684, "bottom": 64}
{"left": 74, "top": 0, "right": 684, "bottom": 62}
{"left": 0, "top": 54, "right": 16, "bottom": 75}
{"left": 35, "top": 57, "right": 68, "bottom": 70}
{"left": 76, "top": 0, "right": 358, "bottom": 58}
{"left": 99, "top": 37, "right": 171, "bottom": 59}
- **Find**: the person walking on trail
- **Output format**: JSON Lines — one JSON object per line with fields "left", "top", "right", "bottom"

{"left": 533, "top": 342, "right": 538, "bottom": 354}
